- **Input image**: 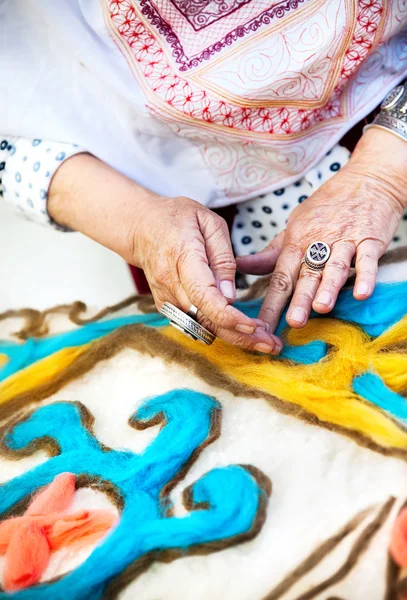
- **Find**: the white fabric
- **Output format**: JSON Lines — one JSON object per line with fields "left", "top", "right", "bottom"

{"left": 0, "top": 136, "right": 84, "bottom": 229}
{"left": 1, "top": 1, "right": 407, "bottom": 209}
{"left": 0, "top": 0, "right": 216, "bottom": 206}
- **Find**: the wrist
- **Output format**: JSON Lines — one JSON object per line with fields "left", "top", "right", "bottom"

{"left": 349, "top": 126, "right": 407, "bottom": 211}
{"left": 48, "top": 153, "right": 159, "bottom": 264}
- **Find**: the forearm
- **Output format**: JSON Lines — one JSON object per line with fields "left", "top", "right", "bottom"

{"left": 48, "top": 153, "right": 159, "bottom": 264}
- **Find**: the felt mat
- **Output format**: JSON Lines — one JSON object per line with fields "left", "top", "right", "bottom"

{"left": 0, "top": 248, "right": 407, "bottom": 600}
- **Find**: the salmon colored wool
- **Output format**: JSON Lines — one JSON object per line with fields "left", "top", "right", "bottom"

{"left": 0, "top": 473, "right": 117, "bottom": 591}
{"left": 390, "top": 507, "right": 407, "bottom": 568}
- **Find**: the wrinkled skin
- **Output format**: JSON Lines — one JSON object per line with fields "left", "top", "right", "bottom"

{"left": 237, "top": 127, "right": 407, "bottom": 333}
{"left": 131, "top": 195, "right": 282, "bottom": 354}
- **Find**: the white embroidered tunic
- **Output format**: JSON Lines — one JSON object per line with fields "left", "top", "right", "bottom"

{"left": 1, "top": 0, "right": 407, "bottom": 226}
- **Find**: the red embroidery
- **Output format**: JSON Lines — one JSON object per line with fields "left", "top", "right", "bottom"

{"left": 109, "top": 0, "right": 383, "bottom": 136}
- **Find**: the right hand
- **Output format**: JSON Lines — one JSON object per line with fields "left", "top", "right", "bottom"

{"left": 130, "top": 195, "right": 282, "bottom": 354}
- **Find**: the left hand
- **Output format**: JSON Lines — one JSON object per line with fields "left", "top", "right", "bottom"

{"left": 237, "top": 127, "right": 407, "bottom": 332}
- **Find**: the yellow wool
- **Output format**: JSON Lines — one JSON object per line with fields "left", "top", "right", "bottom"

{"left": 162, "top": 318, "right": 407, "bottom": 450}
{"left": 369, "top": 315, "right": 407, "bottom": 350}
{"left": 1, "top": 314, "right": 406, "bottom": 452}
{"left": 0, "top": 345, "right": 90, "bottom": 404}
{"left": 0, "top": 354, "right": 8, "bottom": 368}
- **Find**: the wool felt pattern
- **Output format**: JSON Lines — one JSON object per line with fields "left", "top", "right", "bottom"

{"left": 0, "top": 255, "right": 407, "bottom": 598}
{"left": 0, "top": 391, "right": 270, "bottom": 599}
{"left": 1, "top": 282, "right": 407, "bottom": 457}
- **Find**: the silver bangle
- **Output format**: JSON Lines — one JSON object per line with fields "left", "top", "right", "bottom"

{"left": 363, "top": 82, "right": 407, "bottom": 142}
{"left": 159, "top": 302, "right": 216, "bottom": 345}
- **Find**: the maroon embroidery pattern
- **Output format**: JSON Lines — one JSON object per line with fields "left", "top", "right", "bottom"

{"left": 139, "top": 0, "right": 305, "bottom": 71}
{"left": 169, "top": 0, "right": 254, "bottom": 31}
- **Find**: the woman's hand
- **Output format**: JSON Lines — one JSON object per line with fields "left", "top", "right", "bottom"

{"left": 129, "top": 194, "right": 283, "bottom": 352}
{"left": 48, "top": 154, "right": 282, "bottom": 354}
{"left": 237, "top": 127, "right": 407, "bottom": 332}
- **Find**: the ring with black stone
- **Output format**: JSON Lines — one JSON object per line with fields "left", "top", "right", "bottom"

{"left": 302, "top": 241, "right": 331, "bottom": 271}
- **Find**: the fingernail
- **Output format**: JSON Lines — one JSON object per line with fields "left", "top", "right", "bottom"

{"left": 355, "top": 282, "right": 370, "bottom": 297}
{"left": 236, "top": 323, "right": 256, "bottom": 334}
{"left": 253, "top": 318, "right": 271, "bottom": 333}
{"left": 219, "top": 280, "right": 236, "bottom": 300}
{"left": 289, "top": 307, "right": 307, "bottom": 324}
{"left": 315, "top": 291, "right": 332, "bottom": 306}
{"left": 254, "top": 343, "right": 274, "bottom": 354}
{"left": 272, "top": 340, "right": 283, "bottom": 355}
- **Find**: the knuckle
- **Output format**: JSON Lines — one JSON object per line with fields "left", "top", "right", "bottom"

{"left": 269, "top": 271, "right": 293, "bottom": 295}
{"left": 198, "top": 314, "right": 218, "bottom": 336}
{"left": 357, "top": 252, "right": 375, "bottom": 262}
{"left": 204, "top": 211, "right": 226, "bottom": 232}
{"left": 214, "top": 215, "right": 228, "bottom": 231}
{"left": 294, "top": 291, "right": 314, "bottom": 304}
{"left": 285, "top": 241, "right": 302, "bottom": 257}
{"left": 260, "top": 306, "right": 280, "bottom": 323}
{"left": 210, "top": 251, "right": 236, "bottom": 272}
{"left": 358, "top": 268, "right": 377, "bottom": 278}
{"left": 189, "top": 285, "right": 229, "bottom": 326}
{"left": 208, "top": 305, "right": 230, "bottom": 327}
{"left": 300, "top": 269, "right": 321, "bottom": 283}
{"left": 323, "top": 277, "right": 342, "bottom": 290}
{"left": 217, "top": 330, "right": 251, "bottom": 349}
{"left": 327, "top": 259, "right": 349, "bottom": 274}
{"left": 337, "top": 240, "right": 356, "bottom": 254}
{"left": 187, "top": 281, "right": 207, "bottom": 306}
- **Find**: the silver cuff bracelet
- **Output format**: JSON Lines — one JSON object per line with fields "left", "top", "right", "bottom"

{"left": 363, "top": 82, "right": 407, "bottom": 142}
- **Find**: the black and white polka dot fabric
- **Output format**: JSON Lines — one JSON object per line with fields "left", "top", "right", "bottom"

{"left": 232, "top": 144, "right": 407, "bottom": 281}
{"left": 0, "top": 136, "right": 84, "bottom": 230}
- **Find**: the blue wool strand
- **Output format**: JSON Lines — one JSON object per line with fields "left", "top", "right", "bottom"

{"left": 237, "top": 281, "right": 407, "bottom": 338}
{"left": 352, "top": 372, "right": 407, "bottom": 421}
{"left": 0, "top": 389, "right": 266, "bottom": 599}
{"left": 0, "top": 313, "right": 168, "bottom": 383}
{"left": 235, "top": 281, "right": 407, "bottom": 364}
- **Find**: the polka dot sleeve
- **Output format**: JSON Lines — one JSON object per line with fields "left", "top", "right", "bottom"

{"left": 0, "top": 136, "right": 85, "bottom": 231}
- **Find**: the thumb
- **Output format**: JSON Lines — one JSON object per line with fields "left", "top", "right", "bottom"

{"left": 237, "top": 231, "right": 285, "bottom": 275}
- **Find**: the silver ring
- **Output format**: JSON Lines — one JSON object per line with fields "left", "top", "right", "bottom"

{"left": 159, "top": 302, "right": 216, "bottom": 345}
{"left": 302, "top": 241, "right": 331, "bottom": 271}
{"left": 187, "top": 304, "right": 198, "bottom": 319}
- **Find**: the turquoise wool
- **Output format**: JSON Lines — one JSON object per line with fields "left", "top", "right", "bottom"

{"left": 1, "top": 282, "right": 406, "bottom": 382}
{"left": 352, "top": 372, "right": 407, "bottom": 421}
{"left": 0, "top": 389, "right": 268, "bottom": 599}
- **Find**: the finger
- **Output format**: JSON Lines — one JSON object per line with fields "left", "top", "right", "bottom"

{"left": 152, "top": 276, "right": 282, "bottom": 354}
{"left": 313, "top": 241, "right": 355, "bottom": 313}
{"left": 177, "top": 238, "right": 261, "bottom": 334}
{"left": 200, "top": 214, "right": 237, "bottom": 302}
{"left": 286, "top": 264, "right": 322, "bottom": 328}
{"left": 259, "top": 242, "right": 303, "bottom": 333}
{"left": 353, "top": 239, "right": 382, "bottom": 300}
{"left": 199, "top": 316, "right": 283, "bottom": 355}
{"left": 236, "top": 231, "right": 285, "bottom": 275}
